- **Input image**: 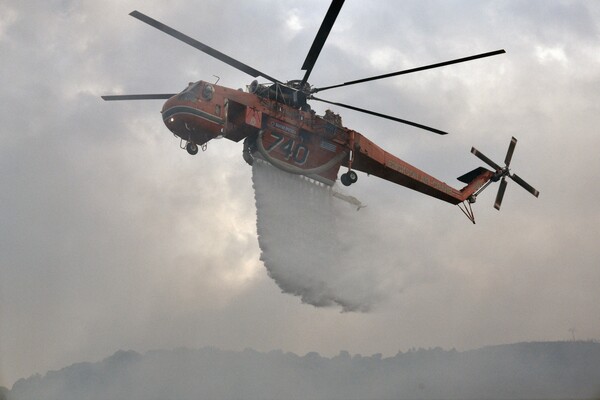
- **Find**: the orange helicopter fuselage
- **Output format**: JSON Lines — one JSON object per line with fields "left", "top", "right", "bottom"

{"left": 161, "top": 80, "right": 492, "bottom": 203}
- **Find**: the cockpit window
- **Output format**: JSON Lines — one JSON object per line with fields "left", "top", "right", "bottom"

{"left": 178, "top": 81, "right": 203, "bottom": 101}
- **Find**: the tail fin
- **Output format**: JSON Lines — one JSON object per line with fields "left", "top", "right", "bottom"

{"left": 456, "top": 166, "right": 494, "bottom": 224}
{"left": 457, "top": 166, "right": 491, "bottom": 184}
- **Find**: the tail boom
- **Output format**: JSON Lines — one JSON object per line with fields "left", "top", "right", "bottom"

{"left": 350, "top": 133, "right": 494, "bottom": 204}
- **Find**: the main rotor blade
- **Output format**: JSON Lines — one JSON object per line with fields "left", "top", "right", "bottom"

{"left": 300, "top": 0, "right": 345, "bottom": 87}
{"left": 314, "top": 49, "right": 506, "bottom": 93}
{"left": 504, "top": 136, "right": 517, "bottom": 167}
{"left": 101, "top": 94, "right": 176, "bottom": 101}
{"left": 494, "top": 177, "right": 508, "bottom": 210}
{"left": 471, "top": 147, "right": 502, "bottom": 171}
{"left": 311, "top": 96, "right": 448, "bottom": 135}
{"left": 129, "top": 11, "right": 281, "bottom": 84}
{"left": 511, "top": 173, "right": 540, "bottom": 198}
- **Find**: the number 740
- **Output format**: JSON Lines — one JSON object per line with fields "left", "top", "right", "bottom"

{"left": 266, "top": 132, "right": 310, "bottom": 165}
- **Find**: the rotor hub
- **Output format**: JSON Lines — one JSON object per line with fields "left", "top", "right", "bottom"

{"left": 286, "top": 80, "right": 312, "bottom": 94}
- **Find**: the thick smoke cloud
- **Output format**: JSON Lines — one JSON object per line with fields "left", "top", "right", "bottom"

{"left": 7, "top": 342, "right": 600, "bottom": 400}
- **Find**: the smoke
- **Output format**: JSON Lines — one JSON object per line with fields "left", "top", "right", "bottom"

{"left": 252, "top": 160, "right": 407, "bottom": 312}
{"left": 8, "top": 343, "right": 600, "bottom": 400}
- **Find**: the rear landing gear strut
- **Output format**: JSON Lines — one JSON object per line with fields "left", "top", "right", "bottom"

{"left": 340, "top": 132, "right": 358, "bottom": 186}
{"left": 340, "top": 137, "right": 358, "bottom": 186}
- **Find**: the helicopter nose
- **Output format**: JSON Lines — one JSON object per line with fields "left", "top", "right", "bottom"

{"left": 160, "top": 88, "right": 225, "bottom": 146}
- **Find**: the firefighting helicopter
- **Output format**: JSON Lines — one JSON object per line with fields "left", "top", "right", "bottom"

{"left": 102, "top": 0, "right": 539, "bottom": 223}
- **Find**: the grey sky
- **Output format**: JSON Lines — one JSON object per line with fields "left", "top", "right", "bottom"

{"left": 1, "top": 0, "right": 600, "bottom": 388}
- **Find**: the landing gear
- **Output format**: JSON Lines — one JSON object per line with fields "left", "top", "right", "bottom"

{"left": 186, "top": 142, "right": 198, "bottom": 155}
{"left": 340, "top": 170, "right": 358, "bottom": 186}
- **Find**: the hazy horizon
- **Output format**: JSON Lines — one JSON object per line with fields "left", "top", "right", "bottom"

{"left": 11, "top": 338, "right": 599, "bottom": 388}
{"left": 6, "top": 341, "right": 600, "bottom": 399}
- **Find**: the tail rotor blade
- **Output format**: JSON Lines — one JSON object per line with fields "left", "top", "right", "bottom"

{"left": 511, "top": 173, "right": 540, "bottom": 198}
{"left": 504, "top": 136, "right": 517, "bottom": 167}
{"left": 494, "top": 177, "right": 508, "bottom": 210}
{"left": 471, "top": 147, "right": 502, "bottom": 171}
{"left": 472, "top": 137, "right": 539, "bottom": 209}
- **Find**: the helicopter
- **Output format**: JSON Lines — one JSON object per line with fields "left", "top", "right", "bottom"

{"left": 102, "top": 0, "right": 539, "bottom": 223}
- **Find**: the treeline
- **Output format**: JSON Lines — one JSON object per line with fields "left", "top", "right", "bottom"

{"left": 7, "top": 341, "right": 600, "bottom": 400}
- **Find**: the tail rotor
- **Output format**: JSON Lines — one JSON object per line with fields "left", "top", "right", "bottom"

{"left": 471, "top": 137, "right": 539, "bottom": 210}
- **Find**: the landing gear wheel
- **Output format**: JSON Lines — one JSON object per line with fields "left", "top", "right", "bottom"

{"left": 341, "top": 173, "right": 351, "bottom": 186}
{"left": 186, "top": 142, "right": 199, "bottom": 155}
{"left": 347, "top": 170, "right": 358, "bottom": 184}
{"left": 341, "top": 170, "right": 358, "bottom": 186}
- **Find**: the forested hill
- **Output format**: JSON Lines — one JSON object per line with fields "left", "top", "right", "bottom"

{"left": 7, "top": 341, "right": 600, "bottom": 400}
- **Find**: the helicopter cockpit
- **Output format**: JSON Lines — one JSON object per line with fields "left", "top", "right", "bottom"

{"left": 176, "top": 81, "right": 215, "bottom": 102}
